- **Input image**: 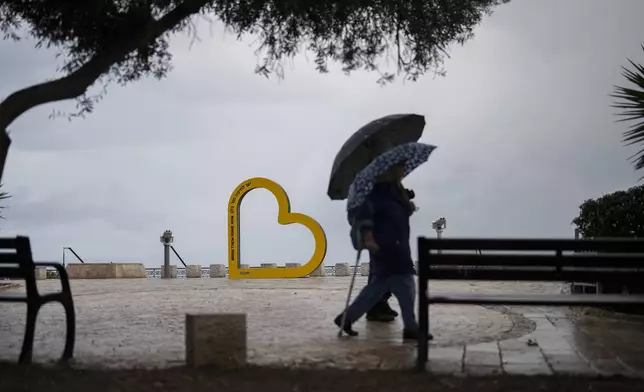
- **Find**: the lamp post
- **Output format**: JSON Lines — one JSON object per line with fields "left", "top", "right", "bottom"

{"left": 160, "top": 230, "right": 174, "bottom": 279}
{"left": 432, "top": 217, "right": 447, "bottom": 254}
{"left": 62, "top": 247, "right": 85, "bottom": 267}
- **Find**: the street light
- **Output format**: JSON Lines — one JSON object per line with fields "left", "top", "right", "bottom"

{"left": 160, "top": 230, "right": 174, "bottom": 279}
{"left": 160, "top": 230, "right": 174, "bottom": 245}
{"left": 62, "top": 247, "right": 68, "bottom": 267}
{"left": 432, "top": 217, "right": 447, "bottom": 254}
{"left": 62, "top": 247, "right": 85, "bottom": 267}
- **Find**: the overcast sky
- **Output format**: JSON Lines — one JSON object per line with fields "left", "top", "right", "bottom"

{"left": 0, "top": 0, "right": 642, "bottom": 268}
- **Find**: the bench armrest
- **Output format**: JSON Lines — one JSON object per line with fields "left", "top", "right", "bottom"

{"left": 34, "top": 262, "right": 72, "bottom": 294}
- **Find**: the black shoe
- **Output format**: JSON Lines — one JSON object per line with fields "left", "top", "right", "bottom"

{"left": 403, "top": 329, "right": 434, "bottom": 341}
{"left": 366, "top": 312, "right": 396, "bottom": 322}
{"left": 334, "top": 315, "right": 358, "bottom": 336}
{"left": 366, "top": 301, "right": 397, "bottom": 322}
{"left": 382, "top": 303, "right": 399, "bottom": 317}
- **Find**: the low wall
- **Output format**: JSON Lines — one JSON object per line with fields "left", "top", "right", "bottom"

{"left": 143, "top": 263, "right": 366, "bottom": 278}
{"left": 67, "top": 263, "right": 147, "bottom": 279}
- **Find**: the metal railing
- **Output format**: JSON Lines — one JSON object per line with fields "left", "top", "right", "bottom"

{"left": 144, "top": 264, "right": 360, "bottom": 278}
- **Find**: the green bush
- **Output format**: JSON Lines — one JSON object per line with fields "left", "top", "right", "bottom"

{"left": 572, "top": 185, "right": 644, "bottom": 295}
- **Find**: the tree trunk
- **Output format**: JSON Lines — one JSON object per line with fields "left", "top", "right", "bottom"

{"left": 0, "top": 55, "right": 121, "bottom": 131}
{"left": 0, "top": 130, "right": 11, "bottom": 182}
{"left": 0, "top": 0, "right": 208, "bottom": 181}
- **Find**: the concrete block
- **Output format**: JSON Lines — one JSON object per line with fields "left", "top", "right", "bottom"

{"left": 309, "top": 263, "right": 325, "bottom": 277}
{"left": 67, "top": 263, "right": 147, "bottom": 279}
{"left": 34, "top": 267, "right": 48, "bottom": 280}
{"left": 335, "top": 263, "right": 350, "bottom": 276}
{"left": 260, "top": 263, "right": 277, "bottom": 268}
{"left": 360, "top": 262, "right": 370, "bottom": 276}
{"left": 186, "top": 265, "right": 202, "bottom": 278}
{"left": 67, "top": 263, "right": 110, "bottom": 279}
{"left": 161, "top": 265, "right": 178, "bottom": 279}
{"left": 210, "top": 264, "right": 226, "bottom": 278}
{"left": 185, "top": 313, "right": 247, "bottom": 368}
{"left": 114, "top": 263, "right": 147, "bottom": 278}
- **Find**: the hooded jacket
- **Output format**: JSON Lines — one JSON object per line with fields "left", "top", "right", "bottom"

{"left": 348, "top": 182, "right": 415, "bottom": 276}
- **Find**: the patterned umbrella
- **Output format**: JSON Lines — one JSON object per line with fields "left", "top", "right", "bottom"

{"left": 346, "top": 142, "right": 437, "bottom": 211}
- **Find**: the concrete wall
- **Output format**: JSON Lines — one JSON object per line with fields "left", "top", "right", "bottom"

{"left": 209, "top": 264, "right": 226, "bottom": 278}
{"left": 35, "top": 267, "right": 48, "bottom": 280}
{"left": 309, "top": 263, "right": 325, "bottom": 277}
{"left": 335, "top": 263, "right": 350, "bottom": 276}
{"left": 186, "top": 265, "right": 202, "bottom": 278}
{"left": 67, "top": 263, "right": 147, "bottom": 279}
{"left": 161, "top": 265, "right": 178, "bottom": 278}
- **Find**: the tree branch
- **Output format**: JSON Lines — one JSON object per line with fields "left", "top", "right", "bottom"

{"left": 0, "top": 0, "right": 209, "bottom": 131}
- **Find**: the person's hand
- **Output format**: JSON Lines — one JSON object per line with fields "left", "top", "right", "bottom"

{"left": 362, "top": 231, "right": 379, "bottom": 253}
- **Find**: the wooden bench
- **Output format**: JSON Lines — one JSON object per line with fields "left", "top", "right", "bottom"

{"left": 416, "top": 237, "right": 644, "bottom": 371}
{"left": 0, "top": 236, "right": 75, "bottom": 364}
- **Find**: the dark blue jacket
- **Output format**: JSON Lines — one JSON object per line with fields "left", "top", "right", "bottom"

{"left": 348, "top": 183, "right": 415, "bottom": 277}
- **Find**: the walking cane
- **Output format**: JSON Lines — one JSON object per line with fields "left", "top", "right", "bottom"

{"left": 338, "top": 230, "right": 363, "bottom": 337}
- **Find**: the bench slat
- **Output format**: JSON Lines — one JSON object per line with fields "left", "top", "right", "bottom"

{"left": 427, "top": 292, "right": 644, "bottom": 306}
{"left": 0, "top": 292, "right": 27, "bottom": 302}
{"left": 427, "top": 253, "right": 644, "bottom": 268}
{"left": 0, "top": 238, "right": 17, "bottom": 249}
{"left": 422, "top": 237, "right": 644, "bottom": 253}
{"left": 0, "top": 253, "right": 20, "bottom": 263}
{"left": 0, "top": 268, "right": 26, "bottom": 279}
{"left": 425, "top": 267, "right": 641, "bottom": 283}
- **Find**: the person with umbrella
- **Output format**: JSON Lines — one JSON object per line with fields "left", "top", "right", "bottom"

{"left": 334, "top": 142, "right": 436, "bottom": 341}
{"left": 348, "top": 188, "right": 417, "bottom": 323}
{"left": 328, "top": 114, "right": 426, "bottom": 323}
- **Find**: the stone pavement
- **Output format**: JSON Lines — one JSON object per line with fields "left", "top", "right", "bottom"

{"left": 1, "top": 277, "right": 643, "bottom": 377}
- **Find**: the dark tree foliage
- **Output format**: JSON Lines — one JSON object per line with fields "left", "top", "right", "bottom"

{"left": 612, "top": 45, "right": 644, "bottom": 172}
{"left": 0, "top": 0, "right": 508, "bottom": 132}
{"left": 572, "top": 185, "right": 644, "bottom": 296}
{"left": 572, "top": 184, "right": 644, "bottom": 239}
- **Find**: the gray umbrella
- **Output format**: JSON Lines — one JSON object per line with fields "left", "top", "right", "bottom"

{"left": 327, "top": 113, "right": 425, "bottom": 200}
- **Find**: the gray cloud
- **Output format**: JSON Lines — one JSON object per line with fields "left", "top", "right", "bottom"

{"left": 0, "top": 0, "right": 643, "bottom": 266}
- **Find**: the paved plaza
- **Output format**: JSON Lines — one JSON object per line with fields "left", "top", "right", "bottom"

{"left": 1, "top": 277, "right": 644, "bottom": 376}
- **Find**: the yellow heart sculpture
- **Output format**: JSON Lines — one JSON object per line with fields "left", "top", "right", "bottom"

{"left": 227, "top": 177, "right": 327, "bottom": 279}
